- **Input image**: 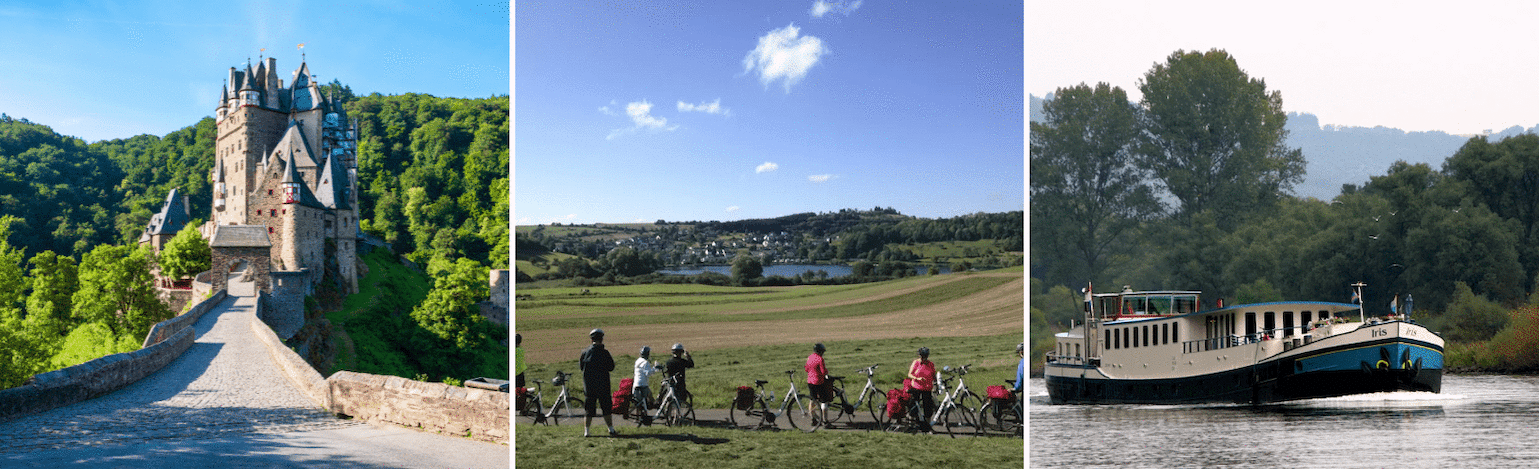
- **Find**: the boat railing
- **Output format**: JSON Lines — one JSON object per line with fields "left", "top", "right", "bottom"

{"left": 1045, "top": 353, "right": 1086, "bottom": 366}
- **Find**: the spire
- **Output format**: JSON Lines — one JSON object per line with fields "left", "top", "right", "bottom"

{"left": 281, "top": 154, "right": 302, "bottom": 204}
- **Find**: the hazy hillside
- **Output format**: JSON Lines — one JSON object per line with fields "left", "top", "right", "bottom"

{"left": 1029, "top": 93, "right": 1538, "bottom": 201}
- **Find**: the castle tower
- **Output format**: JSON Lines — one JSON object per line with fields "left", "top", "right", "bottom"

{"left": 209, "top": 55, "right": 360, "bottom": 297}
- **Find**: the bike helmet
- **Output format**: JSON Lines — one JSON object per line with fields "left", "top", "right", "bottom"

{"left": 1016, "top": 342, "right": 1024, "bottom": 354}
{"left": 590, "top": 328, "right": 605, "bottom": 340}
{"left": 814, "top": 343, "right": 826, "bottom": 353}
{"left": 672, "top": 343, "right": 685, "bottom": 352}
{"left": 918, "top": 347, "right": 930, "bottom": 357}
{"left": 640, "top": 346, "right": 651, "bottom": 358}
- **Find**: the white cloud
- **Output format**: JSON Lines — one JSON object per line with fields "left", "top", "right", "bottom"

{"left": 598, "top": 100, "right": 619, "bottom": 116}
{"left": 606, "top": 99, "right": 679, "bottom": 140}
{"left": 677, "top": 98, "right": 730, "bottom": 116}
{"left": 726, "top": 205, "right": 741, "bottom": 212}
{"left": 808, "top": 174, "right": 835, "bottom": 183}
{"left": 756, "top": 162, "right": 779, "bottom": 173}
{"left": 742, "top": 24, "right": 827, "bottom": 93}
{"left": 810, "top": 0, "right": 862, "bottom": 18}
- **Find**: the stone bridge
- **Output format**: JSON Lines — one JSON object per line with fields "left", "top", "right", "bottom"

{"left": 0, "top": 286, "right": 509, "bottom": 468}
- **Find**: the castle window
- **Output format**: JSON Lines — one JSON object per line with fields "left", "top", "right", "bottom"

{"left": 269, "top": 227, "right": 274, "bottom": 234}
{"left": 269, "top": 189, "right": 273, "bottom": 196}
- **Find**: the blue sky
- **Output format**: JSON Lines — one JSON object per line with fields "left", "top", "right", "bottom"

{"left": 514, "top": 1, "right": 1024, "bottom": 225}
{"left": 0, "top": 1, "right": 508, "bottom": 143}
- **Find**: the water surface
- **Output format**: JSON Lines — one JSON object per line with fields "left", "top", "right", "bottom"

{"left": 1030, "top": 374, "right": 1539, "bottom": 467}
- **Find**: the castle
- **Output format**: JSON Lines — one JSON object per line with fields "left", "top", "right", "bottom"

{"left": 144, "top": 56, "right": 361, "bottom": 337}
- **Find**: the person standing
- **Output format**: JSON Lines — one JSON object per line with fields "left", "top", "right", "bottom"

{"left": 664, "top": 343, "right": 694, "bottom": 401}
{"left": 907, "top": 347, "right": 937, "bottom": 433}
{"left": 515, "top": 333, "right": 526, "bottom": 388}
{"left": 806, "top": 343, "right": 832, "bottom": 427}
{"left": 579, "top": 328, "right": 617, "bottom": 437}
{"left": 633, "top": 346, "right": 657, "bottom": 414}
{"left": 1014, "top": 342, "right": 1025, "bottom": 393}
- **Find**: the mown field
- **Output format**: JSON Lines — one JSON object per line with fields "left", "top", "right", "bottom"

{"left": 514, "top": 268, "right": 1025, "bottom": 465}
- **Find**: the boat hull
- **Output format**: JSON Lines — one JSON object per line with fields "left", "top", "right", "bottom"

{"left": 1046, "top": 336, "right": 1443, "bottom": 405}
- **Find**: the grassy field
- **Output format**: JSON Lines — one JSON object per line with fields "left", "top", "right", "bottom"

{"left": 522, "top": 332, "right": 1022, "bottom": 410}
{"left": 516, "top": 267, "right": 1024, "bottom": 465}
{"left": 514, "top": 421, "right": 1022, "bottom": 468}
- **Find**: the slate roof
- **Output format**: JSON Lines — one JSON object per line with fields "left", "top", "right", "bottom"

{"left": 209, "top": 225, "right": 272, "bottom": 248}
{"left": 140, "top": 187, "right": 190, "bottom": 240}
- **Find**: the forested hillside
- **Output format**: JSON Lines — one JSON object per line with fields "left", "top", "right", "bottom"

{"left": 0, "top": 89, "right": 510, "bottom": 387}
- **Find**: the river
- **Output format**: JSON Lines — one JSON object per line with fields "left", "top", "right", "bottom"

{"left": 1029, "top": 374, "right": 1539, "bottom": 467}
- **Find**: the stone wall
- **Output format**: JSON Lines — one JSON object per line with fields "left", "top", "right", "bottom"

{"left": 264, "top": 272, "right": 308, "bottom": 340}
{"left": 0, "top": 324, "right": 195, "bottom": 422}
{"left": 156, "top": 287, "right": 195, "bottom": 315}
{"left": 142, "top": 290, "right": 228, "bottom": 348}
{"left": 210, "top": 245, "right": 271, "bottom": 294}
{"left": 328, "top": 372, "right": 509, "bottom": 444}
{"left": 248, "top": 294, "right": 332, "bottom": 410}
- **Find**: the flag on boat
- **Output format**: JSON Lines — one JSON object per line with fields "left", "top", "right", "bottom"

{"left": 1351, "top": 289, "right": 1361, "bottom": 305}
{"left": 1390, "top": 295, "right": 1399, "bottom": 315}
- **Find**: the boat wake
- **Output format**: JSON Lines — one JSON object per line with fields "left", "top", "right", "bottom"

{"left": 1299, "top": 391, "right": 1465, "bottom": 404}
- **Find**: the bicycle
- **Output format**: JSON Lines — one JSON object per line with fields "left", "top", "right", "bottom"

{"left": 880, "top": 387, "right": 929, "bottom": 433}
{"left": 821, "top": 364, "right": 886, "bottom": 430}
{"left": 516, "top": 378, "right": 548, "bottom": 424}
{"left": 730, "top": 370, "right": 811, "bottom": 430}
{"left": 540, "top": 371, "right": 585, "bottom": 426}
{"left": 931, "top": 364, "right": 983, "bottom": 437}
{"left": 620, "top": 384, "right": 655, "bottom": 427}
{"left": 976, "top": 379, "right": 1023, "bottom": 437}
{"left": 653, "top": 373, "right": 696, "bottom": 427}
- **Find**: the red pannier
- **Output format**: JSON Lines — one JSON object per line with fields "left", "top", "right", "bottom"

{"left": 515, "top": 387, "right": 529, "bottom": 411}
{"left": 734, "top": 386, "right": 756, "bottom": 410}
{"left": 885, "top": 388, "right": 910, "bottom": 419}
{"left": 986, "top": 385, "right": 1011, "bottom": 400}
{"left": 612, "top": 378, "right": 635, "bottom": 414}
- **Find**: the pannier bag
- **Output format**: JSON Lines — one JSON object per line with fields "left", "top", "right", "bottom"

{"left": 515, "top": 387, "right": 529, "bottom": 411}
{"left": 885, "top": 388, "right": 910, "bottom": 419}
{"left": 612, "top": 378, "right": 635, "bottom": 414}
{"left": 986, "top": 385, "right": 1011, "bottom": 400}
{"left": 735, "top": 386, "right": 756, "bottom": 410}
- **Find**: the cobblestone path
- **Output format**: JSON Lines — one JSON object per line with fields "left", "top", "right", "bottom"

{"left": 0, "top": 294, "right": 357, "bottom": 454}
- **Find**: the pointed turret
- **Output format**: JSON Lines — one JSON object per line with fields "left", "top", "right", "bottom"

{"left": 281, "top": 156, "right": 302, "bottom": 204}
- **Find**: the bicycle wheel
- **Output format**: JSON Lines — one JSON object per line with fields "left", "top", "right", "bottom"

{"left": 975, "top": 401, "right": 995, "bottom": 435}
{"left": 780, "top": 399, "right": 799, "bottom": 430}
{"left": 679, "top": 394, "right": 696, "bottom": 426}
{"left": 547, "top": 399, "right": 564, "bottom": 426}
{"left": 864, "top": 392, "right": 883, "bottom": 431}
{"left": 936, "top": 404, "right": 957, "bottom": 437}
{"left": 661, "top": 396, "right": 686, "bottom": 424}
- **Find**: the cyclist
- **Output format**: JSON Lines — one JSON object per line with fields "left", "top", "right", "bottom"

{"left": 906, "top": 346, "right": 937, "bottom": 433}
{"left": 664, "top": 343, "right": 695, "bottom": 401}
{"left": 634, "top": 346, "right": 657, "bottom": 412}
{"left": 805, "top": 343, "right": 832, "bottom": 427}
{"left": 515, "top": 333, "right": 526, "bottom": 388}
{"left": 1014, "top": 342, "right": 1025, "bottom": 393}
{"left": 579, "top": 328, "right": 617, "bottom": 437}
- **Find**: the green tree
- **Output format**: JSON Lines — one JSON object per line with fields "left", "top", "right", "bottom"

{"left": 1444, "top": 134, "right": 1539, "bottom": 292}
{"left": 1138, "top": 49, "right": 1305, "bottom": 228}
{"left": 731, "top": 253, "right": 764, "bottom": 285}
{"left": 410, "top": 258, "right": 491, "bottom": 351}
{"left": 1030, "top": 82, "right": 1161, "bottom": 288}
{"left": 156, "top": 223, "right": 210, "bottom": 280}
{"left": 25, "top": 250, "right": 77, "bottom": 340}
{"left": 73, "top": 244, "right": 173, "bottom": 340}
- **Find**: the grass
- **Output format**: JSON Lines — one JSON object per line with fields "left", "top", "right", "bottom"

{"left": 516, "top": 275, "right": 1017, "bottom": 329}
{"left": 327, "top": 249, "right": 433, "bottom": 375}
{"left": 522, "top": 333, "right": 1022, "bottom": 411}
{"left": 514, "top": 419, "right": 1022, "bottom": 468}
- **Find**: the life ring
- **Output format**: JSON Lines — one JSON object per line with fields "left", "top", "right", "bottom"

{"left": 1403, "top": 360, "right": 1413, "bottom": 370}
{"left": 1375, "top": 360, "right": 1390, "bottom": 370}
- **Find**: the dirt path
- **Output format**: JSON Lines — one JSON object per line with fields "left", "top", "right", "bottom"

{"left": 521, "top": 274, "right": 1023, "bottom": 364}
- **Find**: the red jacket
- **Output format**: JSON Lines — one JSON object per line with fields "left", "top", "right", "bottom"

{"left": 908, "top": 359, "right": 936, "bottom": 391}
{"left": 806, "top": 353, "right": 828, "bottom": 385}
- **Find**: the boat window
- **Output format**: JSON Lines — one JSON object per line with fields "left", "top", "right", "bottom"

{"left": 1245, "top": 312, "right": 1257, "bottom": 337}
{"left": 1302, "top": 311, "right": 1313, "bottom": 330}
{"left": 1123, "top": 328, "right": 1130, "bottom": 348}
{"left": 1283, "top": 312, "right": 1294, "bottom": 337}
{"left": 1074, "top": 344, "right": 1080, "bottom": 357}
{"left": 1174, "top": 295, "right": 1197, "bottom": 314}
{"left": 1106, "top": 330, "right": 1112, "bottom": 350}
{"left": 1264, "top": 312, "right": 1276, "bottom": 336}
{"left": 1143, "top": 326, "right": 1150, "bottom": 347}
{"left": 1172, "top": 322, "right": 1179, "bottom": 342}
{"left": 1163, "top": 323, "right": 1169, "bottom": 345}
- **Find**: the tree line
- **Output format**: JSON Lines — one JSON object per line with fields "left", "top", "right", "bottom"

{"left": 1031, "top": 48, "right": 1539, "bottom": 363}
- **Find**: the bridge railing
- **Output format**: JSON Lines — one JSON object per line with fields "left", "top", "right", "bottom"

{"left": 0, "top": 289, "right": 228, "bottom": 423}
